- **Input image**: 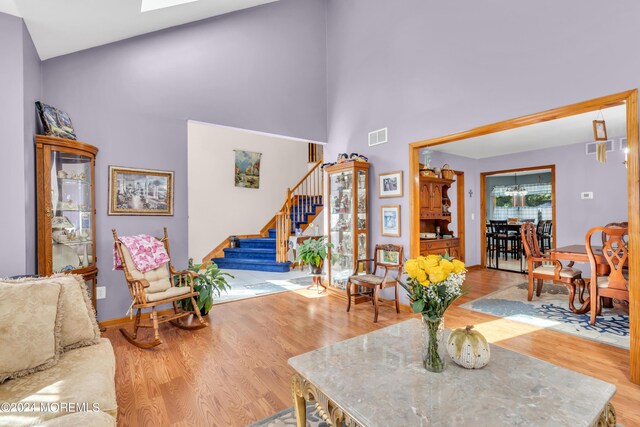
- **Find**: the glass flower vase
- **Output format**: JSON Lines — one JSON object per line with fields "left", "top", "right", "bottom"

{"left": 421, "top": 314, "right": 446, "bottom": 372}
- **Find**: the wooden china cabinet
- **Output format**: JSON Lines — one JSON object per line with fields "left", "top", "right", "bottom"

{"left": 419, "top": 175, "right": 461, "bottom": 260}
{"left": 325, "top": 161, "right": 370, "bottom": 302}
{"left": 35, "top": 135, "right": 99, "bottom": 309}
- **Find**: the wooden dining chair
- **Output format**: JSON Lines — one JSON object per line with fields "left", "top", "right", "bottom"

{"left": 521, "top": 223, "right": 584, "bottom": 309}
{"left": 346, "top": 244, "right": 403, "bottom": 323}
{"left": 113, "top": 228, "right": 207, "bottom": 348}
{"left": 586, "top": 225, "right": 629, "bottom": 325}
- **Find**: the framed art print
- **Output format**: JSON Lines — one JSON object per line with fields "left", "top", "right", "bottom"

{"left": 381, "top": 205, "right": 401, "bottom": 237}
{"left": 378, "top": 171, "right": 403, "bottom": 198}
{"left": 36, "top": 101, "right": 77, "bottom": 140}
{"left": 108, "top": 166, "right": 174, "bottom": 215}
{"left": 593, "top": 120, "right": 608, "bottom": 141}
{"left": 234, "top": 150, "right": 262, "bottom": 189}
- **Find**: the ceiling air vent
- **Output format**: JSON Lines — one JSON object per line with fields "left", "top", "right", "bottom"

{"left": 368, "top": 128, "right": 388, "bottom": 147}
{"left": 585, "top": 140, "right": 614, "bottom": 155}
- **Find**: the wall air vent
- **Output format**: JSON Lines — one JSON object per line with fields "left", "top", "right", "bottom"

{"left": 585, "top": 140, "right": 614, "bottom": 155}
{"left": 368, "top": 128, "right": 388, "bottom": 147}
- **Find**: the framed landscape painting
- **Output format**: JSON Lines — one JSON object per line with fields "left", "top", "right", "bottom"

{"left": 108, "top": 166, "right": 174, "bottom": 216}
{"left": 381, "top": 205, "right": 401, "bottom": 237}
{"left": 235, "top": 150, "right": 262, "bottom": 189}
{"left": 379, "top": 171, "right": 403, "bottom": 198}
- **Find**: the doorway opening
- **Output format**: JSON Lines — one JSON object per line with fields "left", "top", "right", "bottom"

{"left": 481, "top": 165, "right": 556, "bottom": 272}
{"left": 408, "top": 89, "right": 639, "bottom": 384}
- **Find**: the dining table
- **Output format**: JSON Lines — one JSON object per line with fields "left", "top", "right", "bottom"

{"left": 548, "top": 244, "right": 610, "bottom": 314}
{"left": 487, "top": 222, "right": 526, "bottom": 271}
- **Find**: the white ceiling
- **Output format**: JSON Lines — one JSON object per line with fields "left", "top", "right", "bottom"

{"left": 0, "top": 0, "right": 278, "bottom": 60}
{"left": 432, "top": 104, "right": 627, "bottom": 159}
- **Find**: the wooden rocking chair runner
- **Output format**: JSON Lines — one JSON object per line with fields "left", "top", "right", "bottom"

{"left": 586, "top": 225, "right": 629, "bottom": 325}
{"left": 112, "top": 228, "right": 207, "bottom": 348}
{"left": 520, "top": 223, "right": 586, "bottom": 312}
{"left": 346, "top": 244, "right": 403, "bottom": 323}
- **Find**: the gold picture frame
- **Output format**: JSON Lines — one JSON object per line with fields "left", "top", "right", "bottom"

{"left": 108, "top": 166, "right": 174, "bottom": 216}
{"left": 593, "top": 120, "right": 608, "bottom": 141}
{"left": 381, "top": 205, "right": 401, "bottom": 237}
{"left": 378, "top": 170, "right": 403, "bottom": 198}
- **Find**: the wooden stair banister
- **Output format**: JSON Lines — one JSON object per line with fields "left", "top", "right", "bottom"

{"left": 276, "top": 161, "right": 323, "bottom": 262}
{"left": 202, "top": 161, "right": 324, "bottom": 264}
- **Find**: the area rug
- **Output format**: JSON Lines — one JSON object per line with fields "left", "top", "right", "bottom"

{"left": 461, "top": 282, "right": 630, "bottom": 349}
{"left": 248, "top": 402, "right": 327, "bottom": 427}
{"left": 215, "top": 276, "right": 314, "bottom": 304}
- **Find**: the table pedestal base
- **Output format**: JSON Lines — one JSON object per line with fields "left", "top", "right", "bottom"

{"left": 291, "top": 373, "right": 362, "bottom": 427}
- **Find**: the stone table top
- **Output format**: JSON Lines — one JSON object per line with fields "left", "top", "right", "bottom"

{"left": 288, "top": 319, "right": 616, "bottom": 427}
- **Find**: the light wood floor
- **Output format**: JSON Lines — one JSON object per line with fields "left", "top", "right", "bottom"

{"left": 104, "top": 268, "right": 640, "bottom": 427}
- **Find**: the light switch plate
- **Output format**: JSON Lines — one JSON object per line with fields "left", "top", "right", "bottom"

{"left": 581, "top": 192, "right": 594, "bottom": 200}
{"left": 96, "top": 286, "right": 106, "bottom": 299}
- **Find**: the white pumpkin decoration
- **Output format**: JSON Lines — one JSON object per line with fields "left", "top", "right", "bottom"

{"left": 447, "top": 325, "right": 490, "bottom": 369}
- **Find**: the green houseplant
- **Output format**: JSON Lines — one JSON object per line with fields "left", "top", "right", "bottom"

{"left": 178, "top": 261, "right": 233, "bottom": 315}
{"left": 296, "top": 236, "right": 334, "bottom": 274}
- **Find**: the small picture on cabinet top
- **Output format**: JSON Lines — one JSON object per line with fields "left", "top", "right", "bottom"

{"left": 35, "top": 101, "right": 77, "bottom": 140}
{"left": 381, "top": 205, "right": 401, "bottom": 237}
{"left": 378, "top": 171, "right": 403, "bottom": 198}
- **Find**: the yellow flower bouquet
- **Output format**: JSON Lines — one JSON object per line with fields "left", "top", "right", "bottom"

{"left": 400, "top": 253, "right": 466, "bottom": 372}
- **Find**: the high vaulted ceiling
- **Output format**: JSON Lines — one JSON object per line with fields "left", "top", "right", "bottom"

{"left": 433, "top": 104, "right": 627, "bottom": 159}
{"left": 0, "top": 0, "right": 278, "bottom": 60}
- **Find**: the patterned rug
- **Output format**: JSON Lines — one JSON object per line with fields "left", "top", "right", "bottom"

{"left": 248, "top": 403, "right": 327, "bottom": 427}
{"left": 461, "top": 282, "right": 629, "bottom": 349}
{"left": 215, "top": 276, "right": 314, "bottom": 304}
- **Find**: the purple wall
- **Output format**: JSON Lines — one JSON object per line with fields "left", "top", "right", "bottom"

{"left": 0, "top": 13, "right": 26, "bottom": 277}
{"left": 325, "top": 0, "right": 640, "bottom": 278}
{"left": 23, "top": 23, "right": 42, "bottom": 275}
{"left": 0, "top": 13, "right": 41, "bottom": 277}
{"left": 41, "top": 0, "right": 328, "bottom": 320}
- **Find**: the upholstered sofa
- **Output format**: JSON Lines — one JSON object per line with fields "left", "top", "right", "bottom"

{"left": 0, "top": 275, "right": 117, "bottom": 426}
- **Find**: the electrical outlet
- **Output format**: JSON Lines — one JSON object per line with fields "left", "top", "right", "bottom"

{"left": 581, "top": 192, "right": 594, "bottom": 200}
{"left": 96, "top": 286, "right": 106, "bottom": 300}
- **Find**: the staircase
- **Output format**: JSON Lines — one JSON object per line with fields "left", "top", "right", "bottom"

{"left": 207, "top": 162, "right": 324, "bottom": 272}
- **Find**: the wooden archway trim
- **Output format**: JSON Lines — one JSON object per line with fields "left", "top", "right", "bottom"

{"left": 408, "top": 89, "right": 640, "bottom": 384}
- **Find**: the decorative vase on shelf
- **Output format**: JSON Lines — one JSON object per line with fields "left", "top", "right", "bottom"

{"left": 421, "top": 314, "right": 446, "bottom": 372}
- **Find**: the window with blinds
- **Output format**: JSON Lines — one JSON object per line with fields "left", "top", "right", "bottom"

{"left": 491, "top": 182, "right": 552, "bottom": 221}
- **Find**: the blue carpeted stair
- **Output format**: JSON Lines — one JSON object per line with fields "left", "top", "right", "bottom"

{"left": 212, "top": 196, "right": 322, "bottom": 272}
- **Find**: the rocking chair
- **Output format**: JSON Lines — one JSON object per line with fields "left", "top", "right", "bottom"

{"left": 112, "top": 228, "right": 207, "bottom": 348}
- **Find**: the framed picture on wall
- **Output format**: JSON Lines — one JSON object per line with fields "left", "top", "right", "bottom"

{"left": 378, "top": 171, "right": 403, "bottom": 198}
{"left": 381, "top": 205, "right": 401, "bottom": 236}
{"left": 593, "top": 120, "right": 608, "bottom": 141}
{"left": 108, "top": 166, "right": 174, "bottom": 215}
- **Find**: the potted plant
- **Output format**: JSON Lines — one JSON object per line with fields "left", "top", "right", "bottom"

{"left": 178, "top": 261, "right": 233, "bottom": 315}
{"left": 296, "top": 236, "right": 334, "bottom": 275}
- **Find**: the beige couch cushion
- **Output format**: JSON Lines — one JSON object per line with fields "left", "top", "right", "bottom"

{"left": 40, "top": 410, "right": 115, "bottom": 427}
{"left": 0, "top": 282, "right": 63, "bottom": 384}
{"left": 0, "top": 275, "right": 101, "bottom": 351}
{"left": 121, "top": 244, "right": 172, "bottom": 294}
{"left": 0, "top": 339, "right": 117, "bottom": 426}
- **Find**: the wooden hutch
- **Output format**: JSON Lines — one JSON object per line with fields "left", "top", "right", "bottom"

{"left": 324, "top": 161, "right": 370, "bottom": 302}
{"left": 35, "top": 135, "right": 99, "bottom": 310}
{"left": 419, "top": 174, "right": 461, "bottom": 259}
